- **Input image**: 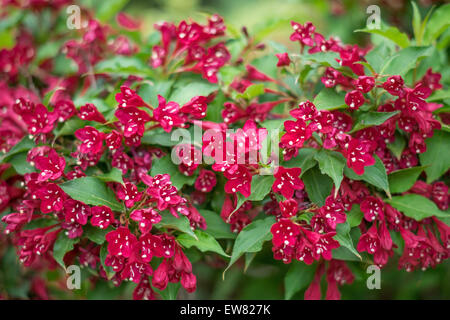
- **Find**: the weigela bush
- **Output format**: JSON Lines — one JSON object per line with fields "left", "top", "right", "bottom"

{"left": 0, "top": 1, "right": 449, "bottom": 300}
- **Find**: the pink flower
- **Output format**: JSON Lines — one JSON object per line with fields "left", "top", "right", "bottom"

{"left": 360, "top": 196, "right": 384, "bottom": 222}
{"left": 194, "top": 169, "right": 217, "bottom": 193}
{"left": 383, "top": 75, "right": 404, "bottom": 96}
{"left": 115, "top": 86, "right": 148, "bottom": 109}
{"left": 121, "top": 260, "right": 153, "bottom": 283}
{"left": 78, "top": 103, "right": 106, "bottom": 123}
{"left": 153, "top": 95, "right": 185, "bottom": 132}
{"left": 180, "top": 96, "right": 208, "bottom": 119}
{"left": 271, "top": 218, "right": 301, "bottom": 248}
{"left": 130, "top": 208, "right": 161, "bottom": 234}
{"left": 224, "top": 165, "right": 252, "bottom": 198}
{"left": 105, "top": 226, "right": 137, "bottom": 258}
{"left": 318, "top": 196, "right": 346, "bottom": 230}
{"left": 36, "top": 183, "right": 66, "bottom": 213}
{"left": 116, "top": 182, "right": 142, "bottom": 208}
{"left": 22, "top": 104, "right": 58, "bottom": 135}
{"left": 181, "top": 272, "right": 197, "bottom": 293}
{"left": 152, "top": 259, "right": 169, "bottom": 290}
{"left": 290, "top": 21, "right": 315, "bottom": 46}
{"left": 133, "top": 278, "right": 156, "bottom": 300}
{"left": 279, "top": 199, "right": 298, "bottom": 218}
{"left": 345, "top": 90, "right": 365, "bottom": 110}
{"left": 115, "top": 106, "right": 150, "bottom": 138}
{"left": 146, "top": 175, "right": 182, "bottom": 210}
{"left": 354, "top": 76, "right": 375, "bottom": 93}
{"left": 273, "top": 166, "right": 304, "bottom": 199}
{"left": 231, "top": 119, "right": 268, "bottom": 153}
{"left": 357, "top": 224, "right": 380, "bottom": 254}
{"left": 344, "top": 138, "right": 376, "bottom": 175}
{"left": 105, "top": 130, "right": 122, "bottom": 150}
{"left": 74, "top": 126, "right": 105, "bottom": 155}
{"left": 281, "top": 119, "right": 316, "bottom": 148}
{"left": 91, "top": 205, "right": 115, "bottom": 229}
{"left": 275, "top": 52, "right": 291, "bottom": 67}
{"left": 64, "top": 199, "right": 90, "bottom": 225}
{"left": 54, "top": 100, "right": 76, "bottom": 121}
{"left": 34, "top": 149, "right": 66, "bottom": 182}
{"left": 116, "top": 12, "right": 140, "bottom": 30}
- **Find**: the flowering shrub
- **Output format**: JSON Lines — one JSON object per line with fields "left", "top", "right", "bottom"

{"left": 0, "top": 1, "right": 449, "bottom": 300}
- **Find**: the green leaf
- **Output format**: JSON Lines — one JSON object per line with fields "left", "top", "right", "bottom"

{"left": 177, "top": 230, "right": 229, "bottom": 257}
{"left": 100, "top": 244, "right": 114, "bottom": 280}
{"left": 381, "top": 46, "right": 433, "bottom": 76}
{"left": 22, "top": 218, "right": 58, "bottom": 230}
{"left": 234, "top": 175, "right": 275, "bottom": 212}
{"left": 150, "top": 155, "right": 196, "bottom": 190}
{"left": 199, "top": 209, "right": 236, "bottom": 239}
{"left": 54, "top": 118, "right": 86, "bottom": 138}
{"left": 156, "top": 282, "right": 180, "bottom": 300}
{"left": 423, "top": 4, "right": 450, "bottom": 44}
{"left": 365, "top": 42, "right": 393, "bottom": 74}
{"left": 351, "top": 111, "right": 400, "bottom": 132}
{"left": 155, "top": 212, "right": 197, "bottom": 240}
{"left": 142, "top": 128, "right": 182, "bottom": 147}
{"left": 53, "top": 232, "right": 79, "bottom": 269}
{"left": 302, "top": 166, "right": 333, "bottom": 206}
{"left": 314, "top": 149, "right": 346, "bottom": 195}
{"left": 388, "top": 166, "right": 425, "bottom": 194}
{"left": 169, "top": 79, "right": 218, "bottom": 105}
{"left": 96, "top": 0, "right": 129, "bottom": 23}
{"left": 1, "top": 136, "right": 35, "bottom": 163}
{"left": 235, "top": 84, "right": 265, "bottom": 100}
{"left": 355, "top": 27, "right": 410, "bottom": 48}
{"left": 59, "top": 177, "right": 123, "bottom": 212}
{"left": 428, "top": 88, "right": 450, "bottom": 102}
{"left": 7, "top": 152, "right": 36, "bottom": 175}
{"left": 283, "top": 148, "right": 318, "bottom": 174}
{"left": 347, "top": 204, "right": 364, "bottom": 228}
{"left": 284, "top": 262, "right": 315, "bottom": 300}
{"left": 387, "top": 131, "right": 406, "bottom": 160}
{"left": 84, "top": 225, "right": 112, "bottom": 245}
{"left": 138, "top": 80, "right": 174, "bottom": 107}
{"left": 225, "top": 216, "right": 275, "bottom": 277}
{"left": 95, "top": 168, "right": 124, "bottom": 184}
{"left": 344, "top": 156, "right": 390, "bottom": 195}
{"left": 94, "top": 56, "right": 152, "bottom": 77}
{"left": 419, "top": 130, "right": 450, "bottom": 183}
{"left": 386, "top": 194, "right": 449, "bottom": 221}
{"left": 334, "top": 222, "right": 361, "bottom": 260}
{"left": 303, "top": 51, "right": 341, "bottom": 69}
{"left": 411, "top": 1, "right": 422, "bottom": 44}
{"left": 313, "top": 88, "right": 346, "bottom": 110}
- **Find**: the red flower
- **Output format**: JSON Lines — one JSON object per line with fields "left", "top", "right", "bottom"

{"left": 146, "top": 174, "right": 182, "bottom": 210}
{"left": 318, "top": 196, "right": 346, "bottom": 230}
{"left": 116, "top": 182, "right": 142, "bottom": 208}
{"left": 153, "top": 95, "right": 185, "bottom": 132}
{"left": 54, "top": 100, "right": 76, "bottom": 122}
{"left": 181, "top": 272, "right": 197, "bottom": 293}
{"left": 345, "top": 90, "right": 365, "bottom": 110}
{"left": 34, "top": 149, "right": 66, "bottom": 182}
{"left": 180, "top": 96, "right": 208, "bottom": 120}
{"left": 344, "top": 138, "right": 376, "bottom": 175}
{"left": 22, "top": 104, "right": 58, "bottom": 135}
{"left": 74, "top": 126, "right": 105, "bottom": 155}
{"left": 64, "top": 199, "right": 90, "bottom": 225}
{"left": 273, "top": 166, "right": 304, "bottom": 199}
{"left": 281, "top": 119, "right": 316, "bottom": 148}
{"left": 357, "top": 224, "right": 380, "bottom": 254}
{"left": 383, "top": 75, "right": 404, "bottom": 96}
{"left": 36, "top": 183, "right": 66, "bottom": 213}
{"left": 275, "top": 52, "right": 291, "bottom": 67}
{"left": 130, "top": 208, "right": 161, "bottom": 234}
{"left": 194, "top": 169, "right": 217, "bottom": 193}
{"left": 279, "top": 199, "right": 298, "bottom": 218}
{"left": 290, "top": 21, "right": 315, "bottom": 46}
{"left": 105, "top": 226, "right": 137, "bottom": 258}
{"left": 78, "top": 103, "right": 106, "bottom": 123}
{"left": 354, "top": 76, "right": 375, "bottom": 93}
{"left": 360, "top": 196, "right": 384, "bottom": 222}
{"left": 105, "top": 130, "right": 122, "bottom": 150}
{"left": 224, "top": 165, "right": 252, "bottom": 198}
{"left": 271, "top": 218, "right": 301, "bottom": 248}
{"left": 115, "top": 86, "right": 148, "bottom": 109}
{"left": 91, "top": 205, "right": 115, "bottom": 229}
{"left": 115, "top": 106, "right": 150, "bottom": 138}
